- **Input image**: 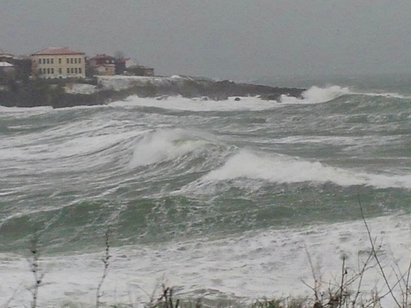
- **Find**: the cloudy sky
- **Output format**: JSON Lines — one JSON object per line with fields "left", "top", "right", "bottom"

{"left": 1, "top": 0, "right": 411, "bottom": 79}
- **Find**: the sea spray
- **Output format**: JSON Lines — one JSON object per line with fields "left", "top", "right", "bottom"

{"left": 280, "top": 85, "right": 351, "bottom": 104}
{"left": 1, "top": 78, "right": 411, "bottom": 307}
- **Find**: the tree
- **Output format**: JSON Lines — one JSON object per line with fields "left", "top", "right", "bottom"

{"left": 114, "top": 50, "right": 125, "bottom": 60}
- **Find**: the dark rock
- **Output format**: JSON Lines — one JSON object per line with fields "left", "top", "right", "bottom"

{"left": 0, "top": 76, "right": 305, "bottom": 108}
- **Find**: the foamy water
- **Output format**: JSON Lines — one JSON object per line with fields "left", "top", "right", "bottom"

{"left": 129, "top": 129, "right": 209, "bottom": 168}
{"left": 2, "top": 215, "right": 411, "bottom": 307}
{"left": 1, "top": 82, "right": 411, "bottom": 307}
{"left": 280, "top": 85, "right": 351, "bottom": 104}
{"left": 111, "top": 95, "right": 282, "bottom": 111}
{"left": 198, "top": 150, "right": 411, "bottom": 189}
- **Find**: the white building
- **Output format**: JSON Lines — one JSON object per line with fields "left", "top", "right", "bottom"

{"left": 31, "top": 47, "right": 86, "bottom": 79}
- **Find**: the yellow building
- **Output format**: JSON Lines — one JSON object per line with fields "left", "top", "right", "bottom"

{"left": 31, "top": 47, "right": 86, "bottom": 79}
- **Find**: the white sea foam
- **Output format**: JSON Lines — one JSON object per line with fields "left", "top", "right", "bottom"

{"left": 129, "top": 129, "right": 207, "bottom": 168}
{"left": 110, "top": 95, "right": 280, "bottom": 112}
{"left": 358, "top": 91, "right": 411, "bottom": 99}
{"left": 279, "top": 84, "right": 411, "bottom": 104}
{"left": 199, "top": 150, "right": 411, "bottom": 189}
{"left": 2, "top": 80, "right": 410, "bottom": 308}
{"left": 0, "top": 129, "right": 139, "bottom": 162}
{"left": 281, "top": 85, "right": 351, "bottom": 104}
{"left": 0, "top": 106, "right": 53, "bottom": 117}
{"left": 0, "top": 105, "right": 53, "bottom": 112}
{"left": 97, "top": 75, "right": 180, "bottom": 91}
{"left": 64, "top": 83, "right": 97, "bottom": 94}
{"left": 2, "top": 215, "right": 411, "bottom": 307}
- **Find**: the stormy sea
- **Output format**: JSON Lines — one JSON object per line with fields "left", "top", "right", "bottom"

{"left": 1, "top": 74, "right": 411, "bottom": 307}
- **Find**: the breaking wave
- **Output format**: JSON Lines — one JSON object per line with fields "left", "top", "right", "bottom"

{"left": 129, "top": 129, "right": 208, "bottom": 167}
{"left": 198, "top": 150, "right": 411, "bottom": 189}
{"left": 281, "top": 85, "right": 351, "bottom": 104}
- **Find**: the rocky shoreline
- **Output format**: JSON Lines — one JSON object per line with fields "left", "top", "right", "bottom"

{"left": 0, "top": 76, "right": 305, "bottom": 108}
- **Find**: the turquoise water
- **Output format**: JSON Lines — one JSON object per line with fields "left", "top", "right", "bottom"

{"left": 1, "top": 75, "right": 411, "bottom": 306}
{"left": 1, "top": 77, "right": 410, "bottom": 253}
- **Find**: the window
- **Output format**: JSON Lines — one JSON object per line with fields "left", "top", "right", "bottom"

{"left": 59, "top": 58, "right": 61, "bottom": 64}
{"left": 74, "top": 58, "right": 77, "bottom": 64}
{"left": 51, "top": 58, "right": 54, "bottom": 64}
{"left": 71, "top": 68, "right": 74, "bottom": 73}
{"left": 67, "top": 58, "right": 69, "bottom": 64}
{"left": 59, "top": 68, "right": 62, "bottom": 74}
{"left": 67, "top": 68, "right": 70, "bottom": 74}
{"left": 70, "top": 58, "right": 73, "bottom": 64}
{"left": 51, "top": 68, "right": 54, "bottom": 74}
{"left": 78, "top": 58, "right": 81, "bottom": 63}
{"left": 38, "top": 59, "right": 42, "bottom": 64}
{"left": 47, "top": 68, "right": 50, "bottom": 74}
{"left": 74, "top": 68, "right": 78, "bottom": 74}
{"left": 79, "top": 68, "right": 82, "bottom": 74}
{"left": 38, "top": 68, "right": 42, "bottom": 74}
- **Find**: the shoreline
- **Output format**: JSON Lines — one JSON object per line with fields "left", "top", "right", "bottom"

{"left": 0, "top": 75, "right": 305, "bottom": 108}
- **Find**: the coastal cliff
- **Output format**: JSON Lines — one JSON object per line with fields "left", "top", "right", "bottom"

{"left": 0, "top": 76, "right": 304, "bottom": 108}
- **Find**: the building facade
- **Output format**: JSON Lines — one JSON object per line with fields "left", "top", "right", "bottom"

{"left": 0, "top": 49, "right": 14, "bottom": 63}
{"left": 89, "top": 54, "right": 116, "bottom": 76}
{"left": 115, "top": 57, "right": 138, "bottom": 75}
{"left": 0, "top": 62, "right": 15, "bottom": 82}
{"left": 125, "top": 65, "right": 155, "bottom": 76}
{"left": 31, "top": 47, "right": 86, "bottom": 79}
{"left": 0, "top": 50, "right": 32, "bottom": 81}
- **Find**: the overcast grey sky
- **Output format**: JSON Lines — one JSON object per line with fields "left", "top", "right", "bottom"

{"left": 1, "top": 0, "right": 411, "bottom": 79}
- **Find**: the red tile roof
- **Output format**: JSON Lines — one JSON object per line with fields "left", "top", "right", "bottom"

{"left": 89, "top": 54, "right": 115, "bottom": 60}
{"left": 32, "top": 47, "right": 85, "bottom": 56}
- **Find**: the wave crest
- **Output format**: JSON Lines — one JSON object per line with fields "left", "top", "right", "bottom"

{"left": 281, "top": 85, "right": 351, "bottom": 104}
{"left": 129, "top": 129, "right": 206, "bottom": 167}
{"left": 199, "top": 150, "right": 411, "bottom": 189}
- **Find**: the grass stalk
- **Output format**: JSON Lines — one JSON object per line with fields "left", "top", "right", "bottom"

{"left": 358, "top": 195, "right": 401, "bottom": 308}
{"left": 96, "top": 230, "right": 111, "bottom": 308}
{"left": 29, "top": 230, "right": 44, "bottom": 308}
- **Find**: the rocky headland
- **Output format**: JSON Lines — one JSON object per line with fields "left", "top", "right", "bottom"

{"left": 0, "top": 75, "right": 304, "bottom": 108}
